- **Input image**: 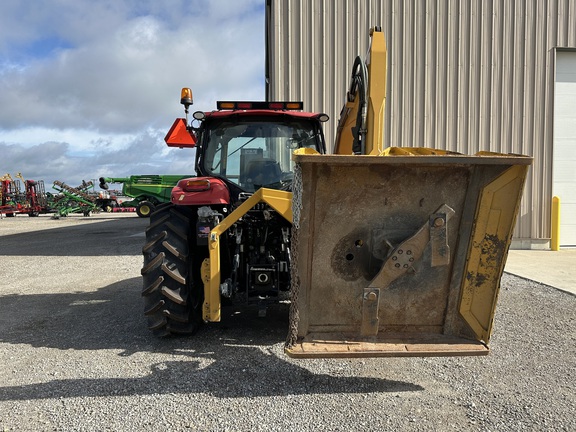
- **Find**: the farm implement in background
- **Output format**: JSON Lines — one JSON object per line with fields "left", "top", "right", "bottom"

{"left": 99, "top": 174, "right": 191, "bottom": 217}
{"left": 0, "top": 173, "right": 50, "bottom": 217}
{"left": 50, "top": 180, "right": 100, "bottom": 217}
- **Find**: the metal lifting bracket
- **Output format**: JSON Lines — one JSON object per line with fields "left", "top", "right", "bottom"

{"left": 361, "top": 204, "right": 455, "bottom": 336}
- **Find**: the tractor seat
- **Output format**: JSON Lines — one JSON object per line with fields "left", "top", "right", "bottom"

{"left": 245, "top": 159, "right": 282, "bottom": 187}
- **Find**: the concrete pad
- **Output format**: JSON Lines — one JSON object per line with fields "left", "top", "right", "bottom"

{"left": 505, "top": 249, "right": 576, "bottom": 296}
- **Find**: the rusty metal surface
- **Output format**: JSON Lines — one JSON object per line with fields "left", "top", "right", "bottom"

{"left": 286, "top": 332, "right": 489, "bottom": 359}
{"left": 287, "top": 153, "right": 531, "bottom": 358}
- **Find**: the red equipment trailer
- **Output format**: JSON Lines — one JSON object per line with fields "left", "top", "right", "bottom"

{"left": 0, "top": 175, "right": 49, "bottom": 217}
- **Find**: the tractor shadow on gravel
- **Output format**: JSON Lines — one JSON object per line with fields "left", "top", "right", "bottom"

{"left": 0, "top": 215, "right": 148, "bottom": 256}
{"left": 0, "top": 277, "right": 424, "bottom": 400}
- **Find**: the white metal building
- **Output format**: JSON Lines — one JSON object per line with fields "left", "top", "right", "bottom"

{"left": 266, "top": 0, "right": 576, "bottom": 248}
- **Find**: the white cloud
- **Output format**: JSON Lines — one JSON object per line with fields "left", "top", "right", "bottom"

{"left": 1, "top": 127, "right": 136, "bottom": 152}
{"left": 0, "top": 0, "right": 264, "bottom": 188}
{"left": 0, "top": 129, "right": 197, "bottom": 190}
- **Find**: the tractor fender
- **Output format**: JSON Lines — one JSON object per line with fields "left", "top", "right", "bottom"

{"left": 171, "top": 177, "right": 230, "bottom": 206}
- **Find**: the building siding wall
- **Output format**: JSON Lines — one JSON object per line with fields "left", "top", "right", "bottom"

{"left": 267, "top": 0, "right": 576, "bottom": 245}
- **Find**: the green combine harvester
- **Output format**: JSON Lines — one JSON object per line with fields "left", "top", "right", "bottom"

{"left": 99, "top": 175, "right": 191, "bottom": 217}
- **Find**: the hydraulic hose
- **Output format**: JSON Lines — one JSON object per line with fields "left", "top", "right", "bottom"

{"left": 335, "top": 56, "right": 368, "bottom": 154}
{"left": 350, "top": 56, "right": 368, "bottom": 155}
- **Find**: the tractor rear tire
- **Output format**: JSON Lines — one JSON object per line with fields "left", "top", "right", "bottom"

{"left": 141, "top": 203, "right": 204, "bottom": 336}
{"left": 137, "top": 201, "right": 155, "bottom": 218}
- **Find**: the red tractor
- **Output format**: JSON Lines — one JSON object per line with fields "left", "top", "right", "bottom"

{"left": 141, "top": 92, "right": 328, "bottom": 336}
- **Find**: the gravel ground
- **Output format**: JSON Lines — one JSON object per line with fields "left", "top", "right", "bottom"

{"left": 0, "top": 213, "right": 574, "bottom": 431}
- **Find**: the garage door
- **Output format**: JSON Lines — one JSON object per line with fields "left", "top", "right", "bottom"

{"left": 553, "top": 51, "right": 576, "bottom": 247}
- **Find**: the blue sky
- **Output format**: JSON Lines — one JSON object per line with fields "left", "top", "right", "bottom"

{"left": 0, "top": 0, "right": 265, "bottom": 189}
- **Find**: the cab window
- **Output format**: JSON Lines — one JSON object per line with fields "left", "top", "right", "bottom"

{"left": 203, "top": 119, "right": 320, "bottom": 192}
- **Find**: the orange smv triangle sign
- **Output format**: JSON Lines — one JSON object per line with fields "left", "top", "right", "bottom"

{"left": 164, "top": 118, "right": 197, "bottom": 148}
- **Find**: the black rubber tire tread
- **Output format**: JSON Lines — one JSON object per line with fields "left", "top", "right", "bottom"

{"left": 161, "top": 286, "right": 186, "bottom": 305}
{"left": 142, "top": 230, "right": 167, "bottom": 254}
{"left": 163, "top": 309, "right": 189, "bottom": 323}
{"left": 140, "top": 252, "right": 164, "bottom": 275}
{"left": 161, "top": 263, "right": 186, "bottom": 285}
{"left": 141, "top": 203, "right": 204, "bottom": 336}
{"left": 148, "top": 316, "right": 167, "bottom": 331}
{"left": 146, "top": 214, "right": 171, "bottom": 232}
{"left": 141, "top": 276, "right": 164, "bottom": 296}
{"left": 144, "top": 299, "right": 165, "bottom": 316}
{"left": 162, "top": 239, "right": 188, "bottom": 261}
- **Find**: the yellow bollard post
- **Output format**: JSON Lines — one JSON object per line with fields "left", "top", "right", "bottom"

{"left": 551, "top": 196, "right": 560, "bottom": 251}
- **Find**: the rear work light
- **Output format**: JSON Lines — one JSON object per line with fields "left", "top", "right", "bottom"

{"left": 193, "top": 111, "right": 206, "bottom": 120}
{"left": 217, "top": 101, "right": 304, "bottom": 111}
{"left": 182, "top": 179, "right": 211, "bottom": 192}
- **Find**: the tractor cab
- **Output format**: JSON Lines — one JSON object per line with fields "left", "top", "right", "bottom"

{"left": 200, "top": 114, "right": 325, "bottom": 193}
{"left": 165, "top": 94, "right": 328, "bottom": 196}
